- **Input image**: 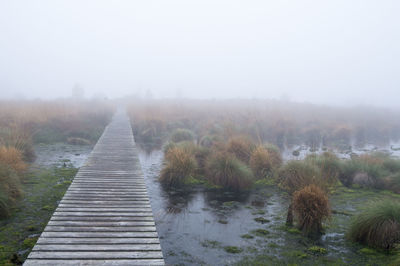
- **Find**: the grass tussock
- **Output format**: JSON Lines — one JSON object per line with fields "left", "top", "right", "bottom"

{"left": 250, "top": 145, "right": 281, "bottom": 179}
{"left": 226, "top": 136, "right": 255, "bottom": 163}
{"left": 292, "top": 184, "right": 330, "bottom": 236}
{"left": 0, "top": 163, "right": 22, "bottom": 218}
{"left": 160, "top": 147, "right": 197, "bottom": 186}
{"left": 0, "top": 146, "right": 27, "bottom": 174}
{"left": 348, "top": 200, "right": 400, "bottom": 250}
{"left": 127, "top": 99, "right": 400, "bottom": 152}
{"left": 170, "top": 128, "right": 195, "bottom": 143}
{"left": 305, "top": 152, "right": 341, "bottom": 186}
{"left": 279, "top": 160, "right": 325, "bottom": 194}
{"left": 205, "top": 152, "right": 253, "bottom": 190}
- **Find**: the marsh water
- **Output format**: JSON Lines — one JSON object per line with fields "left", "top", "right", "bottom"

{"left": 34, "top": 143, "right": 93, "bottom": 168}
{"left": 138, "top": 148, "right": 396, "bottom": 265}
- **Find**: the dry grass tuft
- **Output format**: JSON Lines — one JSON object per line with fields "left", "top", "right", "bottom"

{"left": 249, "top": 145, "right": 280, "bottom": 179}
{"left": 0, "top": 146, "right": 26, "bottom": 174}
{"left": 279, "top": 160, "right": 326, "bottom": 195}
{"left": 160, "top": 147, "right": 197, "bottom": 186}
{"left": 226, "top": 136, "right": 255, "bottom": 163}
{"left": 292, "top": 184, "right": 330, "bottom": 236}
{"left": 206, "top": 151, "right": 253, "bottom": 190}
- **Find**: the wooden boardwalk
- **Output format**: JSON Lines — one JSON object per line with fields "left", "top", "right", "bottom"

{"left": 24, "top": 111, "right": 164, "bottom": 266}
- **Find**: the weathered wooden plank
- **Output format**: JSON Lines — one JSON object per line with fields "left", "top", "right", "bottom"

{"left": 28, "top": 251, "right": 163, "bottom": 259}
{"left": 36, "top": 237, "right": 160, "bottom": 245}
{"left": 58, "top": 203, "right": 152, "bottom": 208}
{"left": 24, "top": 259, "right": 165, "bottom": 265}
{"left": 61, "top": 197, "right": 150, "bottom": 201}
{"left": 50, "top": 216, "right": 155, "bottom": 222}
{"left": 44, "top": 226, "right": 157, "bottom": 232}
{"left": 47, "top": 221, "right": 155, "bottom": 227}
{"left": 53, "top": 212, "right": 153, "bottom": 217}
{"left": 33, "top": 244, "right": 162, "bottom": 251}
{"left": 56, "top": 207, "right": 152, "bottom": 212}
{"left": 39, "top": 230, "right": 159, "bottom": 238}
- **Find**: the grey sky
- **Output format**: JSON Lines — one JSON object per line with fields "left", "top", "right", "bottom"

{"left": 0, "top": 1, "right": 399, "bottom": 107}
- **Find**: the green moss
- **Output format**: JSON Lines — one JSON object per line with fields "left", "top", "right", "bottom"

{"left": 218, "top": 219, "right": 228, "bottom": 224}
{"left": 26, "top": 225, "right": 36, "bottom": 232}
{"left": 268, "top": 243, "right": 279, "bottom": 248}
{"left": 224, "top": 246, "right": 243, "bottom": 253}
{"left": 184, "top": 176, "right": 204, "bottom": 185}
{"left": 254, "top": 217, "right": 270, "bottom": 224}
{"left": 22, "top": 237, "right": 38, "bottom": 248}
{"left": 0, "top": 166, "right": 77, "bottom": 263}
{"left": 287, "top": 228, "right": 302, "bottom": 234}
{"left": 277, "top": 224, "right": 301, "bottom": 234}
{"left": 252, "top": 229, "right": 270, "bottom": 237}
{"left": 254, "top": 178, "right": 276, "bottom": 187}
{"left": 41, "top": 205, "right": 53, "bottom": 211}
{"left": 359, "top": 247, "right": 379, "bottom": 255}
{"left": 308, "top": 246, "right": 327, "bottom": 255}
{"left": 283, "top": 250, "right": 308, "bottom": 259}
{"left": 201, "top": 240, "right": 221, "bottom": 249}
{"left": 222, "top": 201, "right": 237, "bottom": 207}
{"left": 251, "top": 209, "right": 266, "bottom": 215}
{"left": 241, "top": 234, "right": 254, "bottom": 239}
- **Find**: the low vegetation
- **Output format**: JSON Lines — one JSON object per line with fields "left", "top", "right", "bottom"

{"left": 292, "top": 184, "right": 330, "bottom": 236}
{"left": 206, "top": 152, "right": 253, "bottom": 190}
{"left": 348, "top": 200, "right": 400, "bottom": 250}
{"left": 160, "top": 146, "right": 197, "bottom": 186}
{"left": 125, "top": 99, "right": 400, "bottom": 263}
{"left": 0, "top": 99, "right": 113, "bottom": 218}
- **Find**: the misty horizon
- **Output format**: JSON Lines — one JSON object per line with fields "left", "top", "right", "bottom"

{"left": 1, "top": 1, "right": 399, "bottom": 108}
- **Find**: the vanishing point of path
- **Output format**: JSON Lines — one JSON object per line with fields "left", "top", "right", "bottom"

{"left": 24, "top": 111, "right": 165, "bottom": 265}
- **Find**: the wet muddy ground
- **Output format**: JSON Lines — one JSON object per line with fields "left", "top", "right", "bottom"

{"left": 139, "top": 149, "right": 398, "bottom": 265}
{"left": 0, "top": 143, "right": 86, "bottom": 264}
{"left": 34, "top": 143, "right": 93, "bottom": 168}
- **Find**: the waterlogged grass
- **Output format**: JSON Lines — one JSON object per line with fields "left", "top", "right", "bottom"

{"left": 0, "top": 166, "right": 77, "bottom": 265}
{"left": 234, "top": 186, "right": 399, "bottom": 265}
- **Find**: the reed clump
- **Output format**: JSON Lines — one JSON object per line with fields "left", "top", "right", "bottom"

{"left": 250, "top": 145, "right": 281, "bottom": 179}
{"left": 170, "top": 128, "right": 195, "bottom": 143}
{"left": 347, "top": 200, "right": 400, "bottom": 250}
{"left": 279, "top": 160, "right": 325, "bottom": 194}
{"left": 0, "top": 147, "right": 26, "bottom": 217}
{"left": 226, "top": 136, "right": 255, "bottom": 163}
{"left": 205, "top": 151, "right": 253, "bottom": 190}
{"left": 292, "top": 184, "right": 330, "bottom": 236}
{"left": 160, "top": 146, "right": 197, "bottom": 186}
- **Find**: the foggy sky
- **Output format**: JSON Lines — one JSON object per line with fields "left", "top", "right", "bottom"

{"left": 0, "top": 1, "right": 399, "bottom": 107}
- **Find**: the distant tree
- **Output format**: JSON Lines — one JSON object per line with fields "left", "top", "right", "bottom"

{"left": 72, "top": 83, "right": 85, "bottom": 99}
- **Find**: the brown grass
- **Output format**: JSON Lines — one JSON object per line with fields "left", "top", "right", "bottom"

{"left": 279, "top": 160, "right": 326, "bottom": 195}
{"left": 160, "top": 147, "right": 197, "bottom": 186}
{"left": 0, "top": 146, "right": 26, "bottom": 174}
{"left": 249, "top": 145, "right": 281, "bottom": 179}
{"left": 226, "top": 136, "right": 255, "bottom": 163}
{"left": 205, "top": 151, "right": 253, "bottom": 191}
{"left": 292, "top": 184, "right": 330, "bottom": 236}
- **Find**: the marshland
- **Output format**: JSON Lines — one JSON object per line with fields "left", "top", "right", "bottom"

{"left": 1, "top": 98, "right": 400, "bottom": 265}
{"left": 1, "top": 1, "right": 400, "bottom": 265}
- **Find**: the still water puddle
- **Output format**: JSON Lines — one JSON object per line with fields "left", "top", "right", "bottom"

{"left": 138, "top": 148, "right": 395, "bottom": 265}
{"left": 33, "top": 143, "right": 93, "bottom": 168}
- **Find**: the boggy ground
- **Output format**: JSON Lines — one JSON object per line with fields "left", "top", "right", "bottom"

{"left": 0, "top": 144, "right": 90, "bottom": 265}
{"left": 139, "top": 149, "right": 398, "bottom": 266}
